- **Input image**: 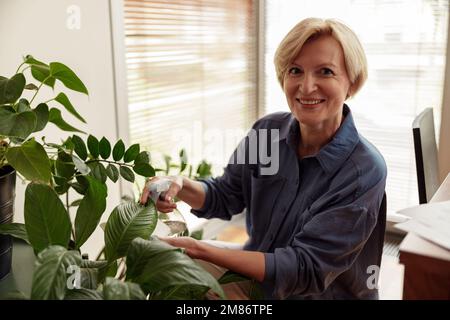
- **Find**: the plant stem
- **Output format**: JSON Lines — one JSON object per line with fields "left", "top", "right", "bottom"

{"left": 66, "top": 190, "right": 70, "bottom": 212}
{"left": 66, "top": 191, "right": 76, "bottom": 241}
{"left": 16, "top": 172, "right": 27, "bottom": 184}
{"left": 15, "top": 61, "right": 26, "bottom": 74}
{"left": 85, "top": 159, "right": 133, "bottom": 168}
{"left": 21, "top": 65, "right": 31, "bottom": 74}
{"left": 117, "top": 258, "right": 127, "bottom": 280}
{"left": 95, "top": 246, "right": 105, "bottom": 261}
{"left": 29, "top": 75, "right": 51, "bottom": 105}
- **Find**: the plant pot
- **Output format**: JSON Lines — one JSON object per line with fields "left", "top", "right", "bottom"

{"left": 0, "top": 165, "right": 16, "bottom": 281}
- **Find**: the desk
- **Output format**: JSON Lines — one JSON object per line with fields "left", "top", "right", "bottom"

{"left": 0, "top": 239, "right": 35, "bottom": 298}
{"left": 399, "top": 173, "right": 450, "bottom": 299}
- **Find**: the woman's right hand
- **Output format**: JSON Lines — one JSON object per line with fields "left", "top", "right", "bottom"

{"left": 139, "top": 176, "right": 183, "bottom": 213}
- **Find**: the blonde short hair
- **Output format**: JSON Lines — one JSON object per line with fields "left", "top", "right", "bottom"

{"left": 274, "top": 18, "right": 368, "bottom": 98}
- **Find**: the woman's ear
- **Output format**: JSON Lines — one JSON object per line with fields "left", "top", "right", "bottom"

{"left": 346, "top": 83, "right": 356, "bottom": 100}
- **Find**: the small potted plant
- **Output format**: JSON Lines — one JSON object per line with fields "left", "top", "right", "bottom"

{"left": 0, "top": 55, "right": 224, "bottom": 299}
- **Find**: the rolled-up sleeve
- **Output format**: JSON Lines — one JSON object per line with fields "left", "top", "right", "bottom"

{"left": 263, "top": 180, "right": 384, "bottom": 299}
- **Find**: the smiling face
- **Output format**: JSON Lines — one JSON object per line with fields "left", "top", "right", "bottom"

{"left": 284, "top": 35, "right": 353, "bottom": 133}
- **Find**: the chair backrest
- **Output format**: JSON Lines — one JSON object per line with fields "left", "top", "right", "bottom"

{"left": 375, "top": 192, "right": 387, "bottom": 264}
{"left": 412, "top": 108, "right": 440, "bottom": 204}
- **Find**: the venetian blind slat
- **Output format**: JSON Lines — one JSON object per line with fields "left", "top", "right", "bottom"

{"left": 264, "top": 0, "right": 449, "bottom": 214}
{"left": 124, "top": 0, "right": 257, "bottom": 171}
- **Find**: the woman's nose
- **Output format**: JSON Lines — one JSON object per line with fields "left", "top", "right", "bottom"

{"left": 298, "top": 73, "right": 317, "bottom": 95}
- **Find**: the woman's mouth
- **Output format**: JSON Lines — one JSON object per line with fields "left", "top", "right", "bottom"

{"left": 296, "top": 98, "right": 325, "bottom": 107}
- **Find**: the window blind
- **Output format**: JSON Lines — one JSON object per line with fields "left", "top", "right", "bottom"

{"left": 123, "top": 0, "right": 257, "bottom": 172}
{"left": 264, "top": 0, "right": 449, "bottom": 213}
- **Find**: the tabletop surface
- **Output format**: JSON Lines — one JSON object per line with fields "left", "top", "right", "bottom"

{"left": 399, "top": 173, "right": 450, "bottom": 261}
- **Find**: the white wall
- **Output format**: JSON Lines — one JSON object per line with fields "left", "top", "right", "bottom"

{"left": 438, "top": 15, "right": 450, "bottom": 181}
{"left": 0, "top": 0, "right": 124, "bottom": 258}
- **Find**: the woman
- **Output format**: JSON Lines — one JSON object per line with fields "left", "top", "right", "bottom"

{"left": 140, "top": 18, "right": 387, "bottom": 300}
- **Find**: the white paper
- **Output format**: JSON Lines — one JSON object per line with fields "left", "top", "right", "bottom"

{"left": 395, "top": 200, "right": 450, "bottom": 250}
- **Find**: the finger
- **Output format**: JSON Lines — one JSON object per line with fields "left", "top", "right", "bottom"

{"left": 156, "top": 198, "right": 176, "bottom": 208}
{"left": 156, "top": 199, "right": 177, "bottom": 212}
{"left": 158, "top": 207, "right": 176, "bottom": 213}
{"left": 158, "top": 236, "right": 177, "bottom": 246}
{"left": 157, "top": 204, "right": 177, "bottom": 213}
{"left": 164, "top": 183, "right": 181, "bottom": 202}
{"left": 139, "top": 188, "right": 150, "bottom": 205}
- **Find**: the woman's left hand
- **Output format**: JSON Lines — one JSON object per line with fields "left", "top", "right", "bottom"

{"left": 159, "top": 236, "right": 204, "bottom": 259}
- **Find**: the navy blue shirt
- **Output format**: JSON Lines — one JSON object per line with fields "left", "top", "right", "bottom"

{"left": 192, "top": 105, "right": 387, "bottom": 299}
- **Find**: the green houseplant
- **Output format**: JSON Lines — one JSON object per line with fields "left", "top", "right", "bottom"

{"left": 0, "top": 55, "right": 225, "bottom": 300}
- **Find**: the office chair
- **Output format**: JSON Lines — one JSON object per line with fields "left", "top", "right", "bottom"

{"left": 412, "top": 108, "right": 440, "bottom": 204}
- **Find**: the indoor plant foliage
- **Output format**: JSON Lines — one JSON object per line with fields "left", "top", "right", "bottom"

{"left": 0, "top": 56, "right": 224, "bottom": 300}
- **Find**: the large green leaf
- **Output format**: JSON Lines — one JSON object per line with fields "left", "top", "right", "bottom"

{"left": 0, "top": 73, "right": 26, "bottom": 104}
{"left": 74, "top": 176, "right": 107, "bottom": 249}
{"left": 49, "top": 62, "right": 88, "bottom": 95}
{"left": 31, "top": 246, "right": 81, "bottom": 300}
{"left": 103, "top": 278, "right": 146, "bottom": 300}
{"left": 24, "top": 55, "right": 46, "bottom": 66}
{"left": 54, "top": 92, "right": 86, "bottom": 123}
{"left": 0, "top": 290, "right": 28, "bottom": 300}
{"left": 155, "top": 284, "right": 210, "bottom": 300}
{"left": 64, "top": 288, "right": 103, "bottom": 300}
{"left": 24, "top": 55, "right": 55, "bottom": 87}
{"left": 97, "top": 261, "right": 118, "bottom": 284}
{"left": 31, "top": 65, "right": 55, "bottom": 88}
{"left": 48, "top": 108, "right": 85, "bottom": 133}
{"left": 16, "top": 98, "right": 31, "bottom": 112}
{"left": 112, "top": 139, "right": 125, "bottom": 161}
{"left": 0, "top": 223, "right": 30, "bottom": 244}
{"left": 104, "top": 201, "right": 157, "bottom": 262}
{"left": 80, "top": 268, "right": 98, "bottom": 290}
{"left": 126, "top": 238, "right": 225, "bottom": 299}
{"left": 0, "top": 107, "right": 36, "bottom": 139}
{"left": 24, "top": 183, "right": 72, "bottom": 252}
{"left": 125, "top": 238, "right": 179, "bottom": 280}
{"left": 32, "top": 103, "right": 49, "bottom": 132}
{"left": 6, "top": 139, "right": 51, "bottom": 183}
{"left": 218, "top": 270, "right": 250, "bottom": 284}
{"left": 80, "top": 260, "right": 108, "bottom": 269}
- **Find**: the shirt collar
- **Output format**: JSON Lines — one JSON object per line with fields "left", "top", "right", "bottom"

{"left": 279, "top": 104, "right": 360, "bottom": 175}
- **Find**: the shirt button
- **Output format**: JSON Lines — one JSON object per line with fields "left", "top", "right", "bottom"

{"left": 295, "top": 179, "right": 299, "bottom": 185}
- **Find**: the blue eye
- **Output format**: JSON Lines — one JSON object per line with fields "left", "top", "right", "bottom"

{"left": 288, "top": 67, "right": 302, "bottom": 75}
